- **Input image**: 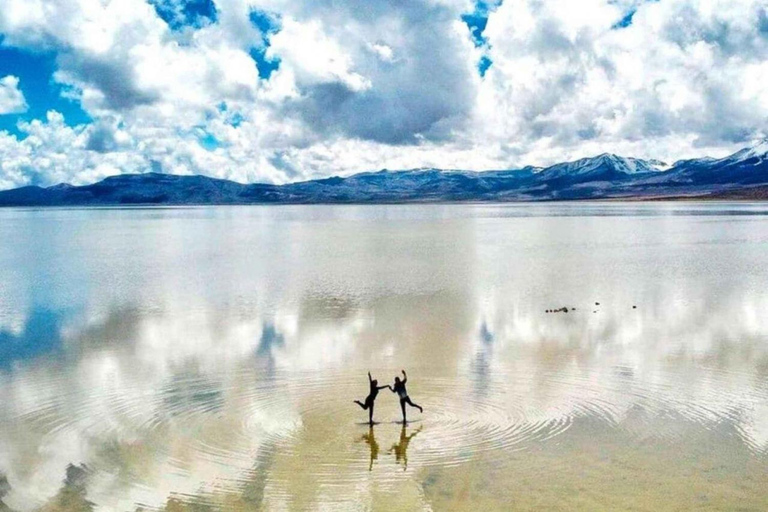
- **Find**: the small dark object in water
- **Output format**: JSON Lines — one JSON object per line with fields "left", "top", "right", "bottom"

{"left": 632, "top": 305, "right": 637, "bottom": 309}
{"left": 593, "top": 310, "right": 597, "bottom": 313}
{"left": 595, "top": 302, "right": 600, "bottom": 306}
{"left": 546, "top": 306, "right": 575, "bottom": 314}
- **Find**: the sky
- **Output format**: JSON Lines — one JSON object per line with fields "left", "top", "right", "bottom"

{"left": 0, "top": 0, "right": 767, "bottom": 189}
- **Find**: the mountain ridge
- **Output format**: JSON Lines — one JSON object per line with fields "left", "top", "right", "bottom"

{"left": 2, "top": 141, "right": 767, "bottom": 205}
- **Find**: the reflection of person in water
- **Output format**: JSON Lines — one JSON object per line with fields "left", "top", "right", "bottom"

{"left": 354, "top": 371, "right": 391, "bottom": 425}
{"left": 391, "top": 369, "right": 423, "bottom": 423}
{"left": 390, "top": 424, "right": 422, "bottom": 470}
{"left": 359, "top": 425, "right": 379, "bottom": 471}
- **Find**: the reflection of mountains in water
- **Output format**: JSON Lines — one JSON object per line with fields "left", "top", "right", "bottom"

{"left": 3, "top": 139, "right": 768, "bottom": 205}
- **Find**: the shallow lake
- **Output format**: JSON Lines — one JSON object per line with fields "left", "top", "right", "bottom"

{"left": 1, "top": 202, "right": 767, "bottom": 511}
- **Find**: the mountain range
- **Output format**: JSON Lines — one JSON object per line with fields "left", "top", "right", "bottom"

{"left": 1, "top": 140, "right": 768, "bottom": 206}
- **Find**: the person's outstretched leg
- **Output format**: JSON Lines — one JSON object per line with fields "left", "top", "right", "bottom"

{"left": 400, "top": 399, "right": 407, "bottom": 424}
{"left": 405, "top": 397, "right": 423, "bottom": 413}
{"left": 354, "top": 400, "right": 368, "bottom": 410}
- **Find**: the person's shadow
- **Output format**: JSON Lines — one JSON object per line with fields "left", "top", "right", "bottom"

{"left": 359, "top": 425, "right": 379, "bottom": 471}
{"left": 389, "top": 424, "right": 422, "bottom": 471}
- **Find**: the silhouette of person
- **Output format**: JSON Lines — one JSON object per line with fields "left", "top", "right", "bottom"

{"left": 390, "top": 423, "right": 422, "bottom": 470}
{"left": 358, "top": 425, "right": 379, "bottom": 471}
{"left": 391, "top": 369, "right": 423, "bottom": 424}
{"left": 354, "top": 371, "right": 391, "bottom": 425}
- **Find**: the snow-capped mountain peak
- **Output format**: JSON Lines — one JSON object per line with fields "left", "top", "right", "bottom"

{"left": 541, "top": 153, "right": 668, "bottom": 178}
{"left": 728, "top": 138, "right": 768, "bottom": 163}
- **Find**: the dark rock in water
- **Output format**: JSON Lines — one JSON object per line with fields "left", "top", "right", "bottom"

{"left": 65, "top": 463, "right": 89, "bottom": 489}
{"left": 0, "top": 473, "right": 10, "bottom": 498}
{"left": 546, "top": 307, "right": 574, "bottom": 313}
{"left": 595, "top": 302, "right": 600, "bottom": 306}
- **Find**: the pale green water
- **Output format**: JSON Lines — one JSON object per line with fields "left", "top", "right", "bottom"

{"left": 0, "top": 203, "right": 767, "bottom": 511}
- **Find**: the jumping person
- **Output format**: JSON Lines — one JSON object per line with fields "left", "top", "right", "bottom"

{"left": 354, "top": 371, "right": 391, "bottom": 425}
{"left": 391, "top": 369, "right": 423, "bottom": 423}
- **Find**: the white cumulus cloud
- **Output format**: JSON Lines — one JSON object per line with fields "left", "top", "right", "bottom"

{"left": 0, "top": 75, "right": 27, "bottom": 115}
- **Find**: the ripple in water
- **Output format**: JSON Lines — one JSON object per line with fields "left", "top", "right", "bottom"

{"left": 4, "top": 362, "right": 768, "bottom": 508}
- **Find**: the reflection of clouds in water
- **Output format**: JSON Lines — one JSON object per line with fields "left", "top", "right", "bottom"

{"left": 0, "top": 423, "right": 89, "bottom": 511}
{"left": 468, "top": 292, "right": 501, "bottom": 401}
{"left": 46, "top": 464, "right": 94, "bottom": 512}
{"left": 0, "top": 308, "right": 65, "bottom": 369}
{"left": 463, "top": 287, "right": 768, "bottom": 453}
{"left": 469, "top": 321, "right": 494, "bottom": 399}
{"left": 0, "top": 311, "right": 26, "bottom": 339}
{"left": 740, "top": 403, "right": 768, "bottom": 451}
{"left": 271, "top": 312, "right": 371, "bottom": 371}
{"left": 0, "top": 293, "right": 376, "bottom": 510}
{"left": 257, "top": 323, "right": 285, "bottom": 358}
{"left": 0, "top": 475, "right": 10, "bottom": 512}
{"left": 0, "top": 314, "right": 254, "bottom": 508}
{"left": 1, "top": 205, "right": 768, "bottom": 509}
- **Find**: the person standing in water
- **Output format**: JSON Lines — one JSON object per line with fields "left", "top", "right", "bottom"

{"left": 354, "top": 372, "right": 391, "bottom": 425}
{"left": 391, "top": 369, "right": 423, "bottom": 423}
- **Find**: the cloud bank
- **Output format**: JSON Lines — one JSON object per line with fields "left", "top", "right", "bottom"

{"left": 0, "top": 0, "right": 767, "bottom": 188}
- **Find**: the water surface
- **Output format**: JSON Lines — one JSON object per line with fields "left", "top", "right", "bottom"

{"left": 1, "top": 203, "right": 767, "bottom": 510}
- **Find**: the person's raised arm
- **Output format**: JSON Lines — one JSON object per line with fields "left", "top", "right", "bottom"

{"left": 368, "top": 371, "right": 372, "bottom": 383}
{"left": 401, "top": 369, "right": 407, "bottom": 385}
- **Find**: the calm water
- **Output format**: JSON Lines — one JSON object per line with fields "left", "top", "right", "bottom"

{"left": 1, "top": 203, "right": 768, "bottom": 511}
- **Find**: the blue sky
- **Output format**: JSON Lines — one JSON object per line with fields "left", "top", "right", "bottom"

{"left": 0, "top": 0, "right": 767, "bottom": 189}
{"left": 0, "top": 45, "right": 91, "bottom": 136}
{"left": 248, "top": 9, "right": 281, "bottom": 79}
{"left": 149, "top": 0, "right": 218, "bottom": 30}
